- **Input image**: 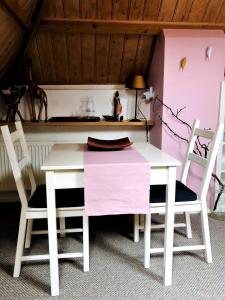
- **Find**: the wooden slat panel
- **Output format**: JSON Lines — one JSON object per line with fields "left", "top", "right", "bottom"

{"left": 134, "top": 35, "right": 153, "bottom": 75}
{"left": 120, "top": 34, "right": 139, "bottom": 82}
{"left": 173, "top": 0, "right": 193, "bottom": 21}
{"left": 187, "top": 0, "right": 210, "bottom": 22}
{"left": 112, "top": 0, "right": 129, "bottom": 19}
{"left": 27, "top": 37, "right": 43, "bottom": 83}
{"left": 63, "top": 0, "right": 80, "bottom": 18}
{"left": 51, "top": 32, "right": 69, "bottom": 83}
{"left": 96, "top": 0, "right": 113, "bottom": 19}
{"left": 67, "top": 34, "right": 81, "bottom": 83}
{"left": 80, "top": 0, "right": 97, "bottom": 18}
{"left": 216, "top": 1, "right": 225, "bottom": 22}
{"left": 203, "top": 0, "right": 224, "bottom": 22}
{"left": 128, "top": 0, "right": 146, "bottom": 20}
{"left": 80, "top": 0, "right": 96, "bottom": 83}
{"left": 107, "top": 35, "right": 124, "bottom": 83}
{"left": 158, "top": 0, "right": 178, "bottom": 21}
{"left": 81, "top": 34, "right": 95, "bottom": 83}
{"left": 95, "top": 34, "right": 110, "bottom": 83}
{"left": 0, "top": 5, "right": 23, "bottom": 78}
{"left": 143, "top": 0, "right": 161, "bottom": 20}
{"left": 50, "top": 0, "right": 69, "bottom": 84}
{"left": 36, "top": 32, "right": 56, "bottom": 83}
{"left": 95, "top": 0, "right": 111, "bottom": 83}
{"left": 64, "top": 0, "right": 81, "bottom": 84}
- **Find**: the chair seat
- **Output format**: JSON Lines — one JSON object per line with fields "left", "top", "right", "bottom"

{"left": 150, "top": 180, "right": 197, "bottom": 204}
{"left": 28, "top": 185, "right": 84, "bottom": 208}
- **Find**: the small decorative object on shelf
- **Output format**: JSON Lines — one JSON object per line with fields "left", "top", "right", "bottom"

{"left": 0, "top": 86, "right": 26, "bottom": 122}
{"left": 28, "top": 65, "right": 48, "bottom": 122}
{"left": 113, "top": 91, "right": 122, "bottom": 121}
{"left": 180, "top": 57, "right": 187, "bottom": 71}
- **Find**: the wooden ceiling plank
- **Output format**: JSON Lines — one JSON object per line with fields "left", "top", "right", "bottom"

{"left": 134, "top": 35, "right": 153, "bottom": 76}
{"left": 158, "top": 0, "right": 178, "bottom": 21}
{"left": 39, "top": 17, "right": 225, "bottom": 34}
{"left": 0, "top": 0, "right": 32, "bottom": 31}
{"left": 120, "top": 34, "right": 139, "bottom": 83}
{"left": 107, "top": 35, "right": 124, "bottom": 83}
{"left": 203, "top": 0, "right": 224, "bottom": 22}
{"left": 81, "top": 0, "right": 97, "bottom": 83}
{"left": 216, "top": 1, "right": 225, "bottom": 22}
{"left": 81, "top": 0, "right": 97, "bottom": 18}
{"left": 27, "top": 37, "right": 43, "bottom": 83}
{"left": 143, "top": 0, "right": 162, "bottom": 20}
{"left": 67, "top": 33, "right": 82, "bottom": 83}
{"left": 81, "top": 34, "right": 95, "bottom": 83}
{"left": 97, "top": 0, "right": 113, "bottom": 19}
{"left": 112, "top": 0, "right": 130, "bottom": 19}
{"left": 63, "top": 0, "right": 80, "bottom": 84}
{"left": 128, "top": 0, "right": 146, "bottom": 20}
{"left": 187, "top": 0, "right": 211, "bottom": 22}
{"left": 50, "top": 0, "right": 69, "bottom": 84}
{"left": 95, "top": 0, "right": 112, "bottom": 83}
{"left": 63, "top": 0, "right": 80, "bottom": 18}
{"left": 36, "top": 32, "right": 56, "bottom": 83}
{"left": 172, "top": 0, "right": 193, "bottom": 21}
{"left": 95, "top": 34, "right": 110, "bottom": 83}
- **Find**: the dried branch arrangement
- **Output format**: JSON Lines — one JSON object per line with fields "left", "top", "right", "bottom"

{"left": 152, "top": 96, "right": 224, "bottom": 211}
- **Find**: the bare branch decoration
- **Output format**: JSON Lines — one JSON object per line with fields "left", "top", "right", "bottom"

{"left": 152, "top": 96, "right": 224, "bottom": 211}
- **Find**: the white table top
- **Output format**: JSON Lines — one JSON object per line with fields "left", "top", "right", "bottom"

{"left": 41, "top": 142, "right": 181, "bottom": 171}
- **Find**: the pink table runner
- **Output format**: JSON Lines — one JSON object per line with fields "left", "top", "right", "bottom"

{"left": 84, "top": 146, "right": 150, "bottom": 216}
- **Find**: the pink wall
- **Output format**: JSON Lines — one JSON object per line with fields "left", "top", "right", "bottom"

{"left": 150, "top": 29, "right": 225, "bottom": 207}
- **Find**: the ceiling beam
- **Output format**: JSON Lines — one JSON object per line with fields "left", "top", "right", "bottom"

{"left": 39, "top": 18, "right": 225, "bottom": 35}
{"left": 0, "top": 0, "right": 31, "bottom": 31}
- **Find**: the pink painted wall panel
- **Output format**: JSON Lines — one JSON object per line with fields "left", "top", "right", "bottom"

{"left": 150, "top": 29, "right": 225, "bottom": 207}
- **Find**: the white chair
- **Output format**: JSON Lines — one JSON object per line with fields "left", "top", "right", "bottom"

{"left": 1, "top": 121, "right": 89, "bottom": 278}
{"left": 134, "top": 120, "right": 223, "bottom": 263}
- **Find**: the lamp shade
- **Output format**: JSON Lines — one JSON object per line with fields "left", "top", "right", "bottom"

{"left": 131, "top": 75, "right": 146, "bottom": 89}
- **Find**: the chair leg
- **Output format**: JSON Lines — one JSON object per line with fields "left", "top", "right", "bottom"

{"left": 134, "top": 214, "right": 140, "bottom": 242}
{"left": 25, "top": 219, "right": 33, "bottom": 248}
{"left": 144, "top": 212, "right": 151, "bottom": 268}
{"left": 201, "top": 205, "right": 212, "bottom": 263}
{"left": 13, "top": 211, "right": 27, "bottom": 277}
{"left": 185, "top": 212, "right": 192, "bottom": 239}
{"left": 83, "top": 215, "right": 89, "bottom": 272}
{"left": 59, "top": 217, "right": 66, "bottom": 238}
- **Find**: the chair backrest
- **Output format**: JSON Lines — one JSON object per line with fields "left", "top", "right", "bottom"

{"left": 1, "top": 121, "right": 36, "bottom": 209}
{"left": 181, "top": 119, "right": 224, "bottom": 200}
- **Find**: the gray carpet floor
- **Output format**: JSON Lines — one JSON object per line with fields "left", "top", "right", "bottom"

{"left": 0, "top": 203, "right": 225, "bottom": 300}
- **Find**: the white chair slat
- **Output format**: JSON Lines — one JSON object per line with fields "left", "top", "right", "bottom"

{"left": 18, "top": 157, "right": 29, "bottom": 171}
{"left": 11, "top": 130, "right": 21, "bottom": 143}
{"left": 194, "top": 128, "right": 214, "bottom": 139}
{"left": 188, "top": 153, "right": 208, "bottom": 167}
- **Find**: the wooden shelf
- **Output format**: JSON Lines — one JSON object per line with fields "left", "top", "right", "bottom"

{"left": 1, "top": 120, "right": 155, "bottom": 127}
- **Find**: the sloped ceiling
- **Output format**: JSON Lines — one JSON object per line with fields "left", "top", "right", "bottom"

{"left": 0, "top": 0, "right": 225, "bottom": 86}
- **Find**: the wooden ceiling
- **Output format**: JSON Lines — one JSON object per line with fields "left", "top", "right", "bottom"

{"left": 0, "top": 0, "right": 225, "bottom": 86}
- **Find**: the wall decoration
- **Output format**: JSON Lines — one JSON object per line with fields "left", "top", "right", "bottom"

{"left": 0, "top": 86, "right": 26, "bottom": 122}
{"left": 179, "top": 57, "right": 187, "bottom": 71}
{"left": 206, "top": 46, "right": 212, "bottom": 60}
{"left": 113, "top": 91, "right": 122, "bottom": 121}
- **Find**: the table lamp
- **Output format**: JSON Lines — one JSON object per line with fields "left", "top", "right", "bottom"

{"left": 130, "top": 75, "right": 146, "bottom": 122}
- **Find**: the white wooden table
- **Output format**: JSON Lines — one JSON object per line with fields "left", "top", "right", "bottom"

{"left": 41, "top": 142, "right": 180, "bottom": 296}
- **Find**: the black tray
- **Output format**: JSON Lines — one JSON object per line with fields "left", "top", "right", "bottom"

{"left": 48, "top": 116, "right": 100, "bottom": 122}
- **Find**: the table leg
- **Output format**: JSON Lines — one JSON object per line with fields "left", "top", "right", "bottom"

{"left": 46, "top": 171, "right": 59, "bottom": 296}
{"left": 164, "top": 166, "right": 176, "bottom": 286}
{"left": 144, "top": 213, "right": 151, "bottom": 268}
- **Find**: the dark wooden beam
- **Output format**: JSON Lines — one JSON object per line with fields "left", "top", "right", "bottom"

{"left": 0, "top": 0, "right": 32, "bottom": 31}
{"left": 39, "top": 18, "right": 225, "bottom": 35}
{"left": 1, "top": 0, "right": 45, "bottom": 87}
